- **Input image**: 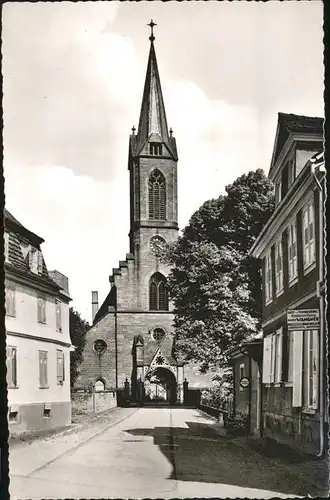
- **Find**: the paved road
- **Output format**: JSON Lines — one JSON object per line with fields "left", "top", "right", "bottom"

{"left": 9, "top": 407, "right": 301, "bottom": 499}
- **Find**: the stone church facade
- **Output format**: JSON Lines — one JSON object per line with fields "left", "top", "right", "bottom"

{"left": 76, "top": 30, "right": 212, "bottom": 404}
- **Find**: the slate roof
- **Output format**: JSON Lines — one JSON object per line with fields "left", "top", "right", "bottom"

{"left": 4, "top": 209, "right": 60, "bottom": 290}
{"left": 270, "top": 113, "right": 324, "bottom": 174}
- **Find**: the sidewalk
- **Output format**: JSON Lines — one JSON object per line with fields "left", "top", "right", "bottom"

{"left": 9, "top": 407, "right": 138, "bottom": 477}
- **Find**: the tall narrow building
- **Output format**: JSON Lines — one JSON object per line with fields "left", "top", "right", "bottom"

{"left": 77, "top": 24, "right": 211, "bottom": 403}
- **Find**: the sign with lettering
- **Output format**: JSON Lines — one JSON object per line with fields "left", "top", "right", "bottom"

{"left": 240, "top": 377, "right": 250, "bottom": 388}
{"left": 287, "top": 309, "right": 320, "bottom": 330}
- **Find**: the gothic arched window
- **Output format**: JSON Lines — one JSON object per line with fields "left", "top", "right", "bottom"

{"left": 148, "top": 169, "right": 166, "bottom": 220}
{"left": 149, "top": 272, "right": 169, "bottom": 311}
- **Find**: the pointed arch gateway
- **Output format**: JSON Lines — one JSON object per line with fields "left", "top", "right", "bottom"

{"left": 149, "top": 272, "right": 169, "bottom": 311}
{"left": 148, "top": 169, "right": 166, "bottom": 220}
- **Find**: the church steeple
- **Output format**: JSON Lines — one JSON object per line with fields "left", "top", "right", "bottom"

{"left": 136, "top": 21, "right": 171, "bottom": 151}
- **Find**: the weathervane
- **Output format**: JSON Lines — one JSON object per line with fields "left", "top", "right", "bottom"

{"left": 147, "top": 19, "right": 157, "bottom": 42}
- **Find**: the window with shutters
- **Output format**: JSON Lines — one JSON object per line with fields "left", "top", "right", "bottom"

{"left": 287, "top": 219, "right": 298, "bottom": 284}
{"left": 149, "top": 272, "right": 168, "bottom": 311}
{"left": 263, "top": 330, "right": 282, "bottom": 384}
{"left": 37, "top": 296, "right": 46, "bottom": 324}
{"left": 275, "top": 238, "right": 283, "bottom": 297}
{"left": 5, "top": 285, "right": 16, "bottom": 317}
{"left": 149, "top": 143, "right": 162, "bottom": 156}
{"left": 264, "top": 250, "right": 273, "bottom": 304}
{"left": 56, "top": 350, "right": 65, "bottom": 384}
{"left": 148, "top": 169, "right": 166, "bottom": 220}
{"left": 39, "top": 350, "right": 48, "bottom": 388}
{"left": 302, "top": 199, "right": 315, "bottom": 270}
{"left": 56, "top": 300, "right": 62, "bottom": 332}
{"left": 6, "top": 346, "right": 17, "bottom": 388}
{"left": 304, "top": 330, "right": 319, "bottom": 410}
{"left": 4, "top": 232, "right": 9, "bottom": 262}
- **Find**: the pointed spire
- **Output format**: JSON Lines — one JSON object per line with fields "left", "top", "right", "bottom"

{"left": 137, "top": 21, "right": 170, "bottom": 148}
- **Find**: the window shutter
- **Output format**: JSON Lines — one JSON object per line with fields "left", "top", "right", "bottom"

{"left": 37, "top": 251, "right": 43, "bottom": 274}
{"left": 275, "top": 329, "right": 283, "bottom": 383}
{"left": 312, "top": 330, "right": 319, "bottom": 409}
{"left": 292, "top": 330, "right": 303, "bottom": 407}
{"left": 262, "top": 335, "right": 272, "bottom": 383}
{"left": 6, "top": 347, "right": 13, "bottom": 387}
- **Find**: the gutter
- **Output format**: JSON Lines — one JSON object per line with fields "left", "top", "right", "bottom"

{"left": 310, "top": 159, "right": 326, "bottom": 457}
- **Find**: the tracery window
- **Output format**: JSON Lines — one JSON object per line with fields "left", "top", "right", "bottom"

{"left": 148, "top": 169, "right": 166, "bottom": 220}
{"left": 149, "top": 272, "right": 169, "bottom": 311}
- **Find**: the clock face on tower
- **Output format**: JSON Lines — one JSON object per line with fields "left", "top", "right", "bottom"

{"left": 149, "top": 235, "right": 167, "bottom": 256}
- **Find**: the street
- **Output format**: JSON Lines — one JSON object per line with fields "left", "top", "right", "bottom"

{"left": 9, "top": 406, "right": 323, "bottom": 499}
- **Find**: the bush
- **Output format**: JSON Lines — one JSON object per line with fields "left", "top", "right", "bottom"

{"left": 225, "top": 413, "right": 248, "bottom": 436}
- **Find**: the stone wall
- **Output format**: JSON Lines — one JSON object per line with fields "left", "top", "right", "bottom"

{"left": 71, "top": 389, "right": 117, "bottom": 415}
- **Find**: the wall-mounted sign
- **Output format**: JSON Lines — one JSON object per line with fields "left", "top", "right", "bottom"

{"left": 287, "top": 309, "right": 320, "bottom": 330}
{"left": 240, "top": 377, "right": 250, "bottom": 388}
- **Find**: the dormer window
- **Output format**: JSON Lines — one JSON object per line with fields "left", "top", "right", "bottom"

{"left": 149, "top": 143, "right": 162, "bottom": 156}
{"left": 28, "top": 248, "right": 43, "bottom": 275}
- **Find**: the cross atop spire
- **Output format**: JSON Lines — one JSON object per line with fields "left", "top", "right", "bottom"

{"left": 147, "top": 19, "right": 157, "bottom": 42}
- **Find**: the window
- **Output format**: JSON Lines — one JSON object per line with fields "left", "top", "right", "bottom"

{"left": 287, "top": 331, "right": 294, "bottom": 383}
{"left": 152, "top": 328, "right": 166, "bottom": 342}
{"left": 29, "top": 249, "right": 43, "bottom": 275}
{"left": 56, "top": 350, "right": 65, "bottom": 384}
{"left": 6, "top": 347, "right": 17, "bottom": 388}
{"left": 149, "top": 273, "right": 169, "bottom": 311}
{"left": 149, "top": 143, "right": 162, "bottom": 156}
{"left": 148, "top": 169, "right": 166, "bottom": 220}
{"left": 275, "top": 238, "right": 283, "bottom": 296}
{"left": 262, "top": 329, "right": 283, "bottom": 384}
{"left": 37, "top": 296, "right": 46, "bottom": 323}
{"left": 264, "top": 251, "right": 273, "bottom": 304}
{"left": 56, "top": 300, "right": 62, "bottom": 332}
{"left": 302, "top": 199, "right": 315, "bottom": 269}
{"left": 4, "top": 233, "right": 9, "bottom": 262}
{"left": 239, "top": 363, "right": 244, "bottom": 392}
{"left": 5, "top": 285, "right": 16, "bottom": 317}
{"left": 287, "top": 219, "right": 298, "bottom": 283}
{"left": 39, "top": 350, "right": 48, "bottom": 388}
{"left": 304, "top": 330, "right": 319, "bottom": 410}
{"left": 93, "top": 339, "right": 107, "bottom": 354}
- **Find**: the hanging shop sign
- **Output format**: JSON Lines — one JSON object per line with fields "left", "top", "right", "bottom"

{"left": 287, "top": 309, "right": 320, "bottom": 330}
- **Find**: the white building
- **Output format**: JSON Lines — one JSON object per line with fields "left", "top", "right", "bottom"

{"left": 5, "top": 210, "right": 72, "bottom": 435}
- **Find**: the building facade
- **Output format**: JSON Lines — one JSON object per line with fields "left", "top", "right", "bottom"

{"left": 249, "top": 113, "right": 326, "bottom": 455}
{"left": 76, "top": 31, "right": 213, "bottom": 402}
{"left": 225, "top": 333, "right": 263, "bottom": 435}
{"left": 5, "top": 210, "right": 72, "bottom": 435}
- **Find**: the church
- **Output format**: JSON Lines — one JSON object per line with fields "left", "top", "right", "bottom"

{"left": 76, "top": 23, "right": 213, "bottom": 404}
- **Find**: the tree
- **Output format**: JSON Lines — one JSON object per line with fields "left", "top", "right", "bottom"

{"left": 166, "top": 169, "right": 274, "bottom": 373}
{"left": 69, "top": 307, "right": 90, "bottom": 388}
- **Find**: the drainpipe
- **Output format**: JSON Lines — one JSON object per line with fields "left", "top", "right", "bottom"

{"left": 310, "top": 160, "right": 326, "bottom": 457}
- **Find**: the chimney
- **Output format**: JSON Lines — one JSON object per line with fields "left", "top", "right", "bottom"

{"left": 92, "top": 291, "right": 99, "bottom": 323}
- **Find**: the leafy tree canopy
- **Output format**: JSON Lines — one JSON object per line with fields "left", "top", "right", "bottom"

{"left": 70, "top": 307, "right": 90, "bottom": 387}
{"left": 166, "top": 169, "right": 274, "bottom": 373}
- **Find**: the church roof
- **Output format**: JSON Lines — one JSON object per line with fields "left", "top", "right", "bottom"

{"left": 136, "top": 39, "right": 170, "bottom": 151}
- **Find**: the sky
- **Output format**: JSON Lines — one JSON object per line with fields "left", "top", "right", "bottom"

{"left": 2, "top": 1, "right": 324, "bottom": 323}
